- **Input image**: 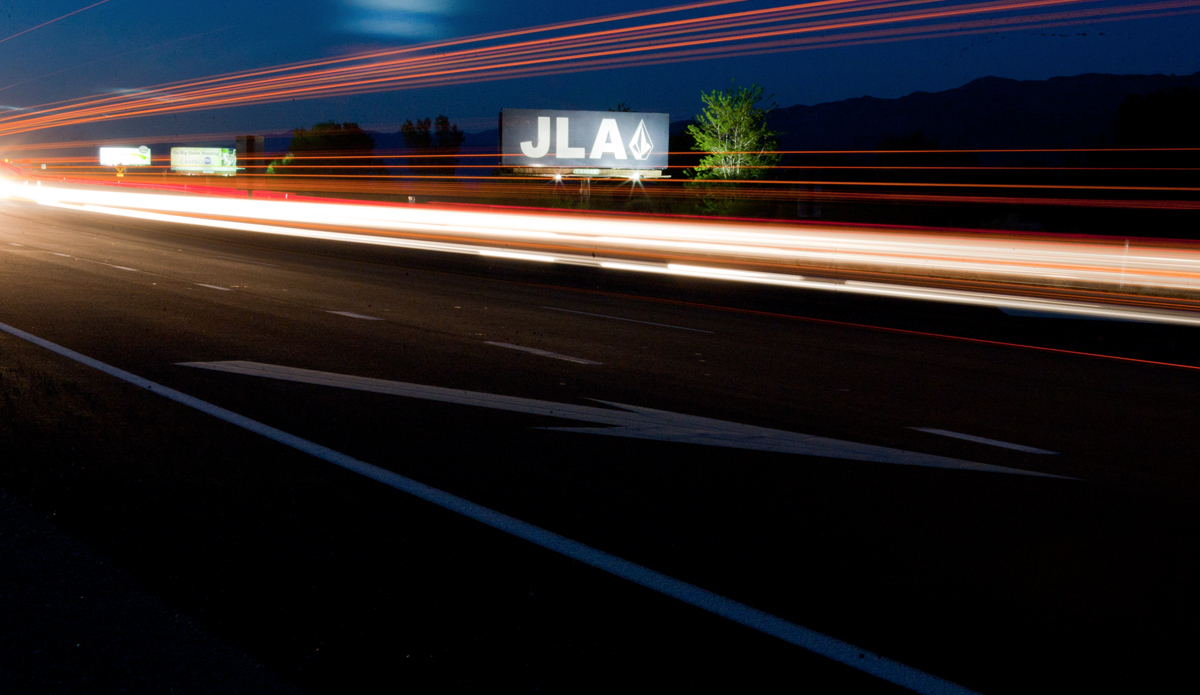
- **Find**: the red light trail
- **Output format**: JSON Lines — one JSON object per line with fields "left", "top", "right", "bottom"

{"left": 4, "top": 178, "right": 1200, "bottom": 325}
{"left": 1, "top": 0, "right": 1197, "bottom": 137}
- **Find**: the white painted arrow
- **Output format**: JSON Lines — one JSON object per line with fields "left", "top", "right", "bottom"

{"left": 178, "top": 361, "right": 1070, "bottom": 478}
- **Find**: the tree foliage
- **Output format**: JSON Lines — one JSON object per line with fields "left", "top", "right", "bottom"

{"left": 687, "top": 82, "right": 781, "bottom": 179}
{"left": 268, "top": 120, "right": 383, "bottom": 178}
{"left": 401, "top": 114, "right": 466, "bottom": 178}
{"left": 1089, "top": 88, "right": 1200, "bottom": 188}
{"left": 1115, "top": 88, "right": 1200, "bottom": 148}
{"left": 1117, "top": 87, "right": 1200, "bottom": 177}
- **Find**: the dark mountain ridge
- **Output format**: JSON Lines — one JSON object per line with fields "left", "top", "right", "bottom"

{"left": 256, "top": 70, "right": 1200, "bottom": 168}
{"left": 765, "top": 70, "right": 1200, "bottom": 153}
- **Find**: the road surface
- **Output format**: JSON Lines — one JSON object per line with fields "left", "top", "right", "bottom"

{"left": 2, "top": 197, "right": 1198, "bottom": 693}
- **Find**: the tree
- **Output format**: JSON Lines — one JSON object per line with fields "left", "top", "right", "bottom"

{"left": 401, "top": 114, "right": 466, "bottom": 179}
{"left": 1115, "top": 88, "right": 1200, "bottom": 149}
{"left": 267, "top": 121, "right": 384, "bottom": 179}
{"left": 687, "top": 82, "right": 781, "bottom": 180}
{"left": 1080, "top": 88, "right": 1200, "bottom": 191}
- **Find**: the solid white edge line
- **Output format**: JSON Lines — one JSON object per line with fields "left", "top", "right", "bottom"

{"left": 484, "top": 341, "right": 603, "bottom": 365}
{"left": 910, "top": 428, "right": 1059, "bottom": 455}
{"left": 0, "top": 319, "right": 978, "bottom": 695}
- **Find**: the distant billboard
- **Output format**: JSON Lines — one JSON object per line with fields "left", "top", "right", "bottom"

{"left": 99, "top": 146, "right": 151, "bottom": 167}
{"left": 170, "top": 147, "right": 237, "bottom": 175}
{"left": 501, "top": 109, "right": 668, "bottom": 170}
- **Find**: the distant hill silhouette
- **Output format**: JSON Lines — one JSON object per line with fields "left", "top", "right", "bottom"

{"left": 762, "top": 70, "right": 1200, "bottom": 154}
{"left": 257, "top": 70, "right": 1200, "bottom": 171}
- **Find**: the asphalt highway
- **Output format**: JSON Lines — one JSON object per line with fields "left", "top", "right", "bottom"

{"left": 2, "top": 197, "right": 1200, "bottom": 693}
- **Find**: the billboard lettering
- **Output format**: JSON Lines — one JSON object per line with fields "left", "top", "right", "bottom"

{"left": 501, "top": 109, "right": 668, "bottom": 170}
{"left": 99, "top": 146, "right": 151, "bottom": 167}
{"left": 170, "top": 147, "right": 237, "bottom": 175}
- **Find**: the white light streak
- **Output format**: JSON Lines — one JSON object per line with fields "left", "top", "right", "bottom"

{"left": 667, "top": 263, "right": 807, "bottom": 285}
{"left": 478, "top": 249, "right": 556, "bottom": 262}
{"left": 6, "top": 179, "right": 1200, "bottom": 327}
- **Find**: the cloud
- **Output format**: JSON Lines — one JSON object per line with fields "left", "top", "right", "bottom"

{"left": 0, "top": 105, "right": 24, "bottom": 111}
{"left": 344, "top": 16, "right": 446, "bottom": 39}
{"left": 342, "top": 0, "right": 472, "bottom": 39}
{"left": 348, "top": 0, "right": 469, "bottom": 14}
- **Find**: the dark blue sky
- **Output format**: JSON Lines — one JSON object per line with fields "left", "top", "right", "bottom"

{"left": 2, "top": 0, "right": 1198, "bottom": 140}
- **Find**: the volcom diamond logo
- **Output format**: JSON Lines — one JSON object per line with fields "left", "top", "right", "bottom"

{"left": 629, "top": 119, "right": 654, "bottom": 160}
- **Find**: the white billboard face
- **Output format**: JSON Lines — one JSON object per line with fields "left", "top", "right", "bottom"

{"left": 502, "top": 109, "right": 669, "bottom": 170}
{"left": 170, "top": 147, "right": 237, "bottom": 175}
{"left": 99, "top": 146, "right": 151, "bottom": 167}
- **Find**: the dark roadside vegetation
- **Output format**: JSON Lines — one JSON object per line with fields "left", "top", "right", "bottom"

{"left": 242, "top": 74, "right": 1200, "bottom": 241}
{"left": 513, "top": 85, "right": 1200, "bottom": 238}
{"left": 24, "top": 72, "right": 1196, "bottom": 240}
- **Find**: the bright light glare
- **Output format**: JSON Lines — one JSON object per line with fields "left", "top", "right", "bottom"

{"left": 478, "top": 249, "right": 555, "bottom": 262}
{"left": 667, "top": 263, "right": 805, "bottom": 284}
{"left": 6, "top": 179, "right": 1200, "bottom": 327}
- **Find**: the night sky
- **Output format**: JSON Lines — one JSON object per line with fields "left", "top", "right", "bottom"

{"left": 1, "top": 0, "right": 1198, "bottom": 140}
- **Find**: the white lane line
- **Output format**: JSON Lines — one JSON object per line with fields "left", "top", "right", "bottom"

{"left": 0, "top": 322, "right": 980, "bottom": 695}
{"left": 8, "top": 242, "right": 22, "bottom": 246}
{"left": 910, "top": 428, "right": 1059, "bottom": 455}
{"left": 181, "top": 361, "right": 1069, "bottom": 478}
{"left": 208, "top": 255, "right": 276, "bottom": 267}
{"left": 51, "top": 252, "right": 71, "bottom": 257}
{"left": 485, "top": 341, "right": 602, "bottom": 365}
{"left": 327, "top": 311, "right": 383, "bottom": 321}
{"left": 195, "top": 283, "right": 232, "bottom": 291}
{"left": 102, "top": 263, "right": 139, "bottom": 272}
{"left": 542, "top": 307, "right": 713, "bottom": 333}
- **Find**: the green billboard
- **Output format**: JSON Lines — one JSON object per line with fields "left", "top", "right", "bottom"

{"left": 170, "top": 147, "right": 237, "bottom": 175}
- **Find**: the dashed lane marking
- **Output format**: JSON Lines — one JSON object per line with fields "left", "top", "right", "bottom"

{"left": 0, "top": 321, "right": 981, "bottom": 695}
{"left": 327, "top": 311, "right": 383, "bottom": 321}
{"left": 208, "top": 255, "right": 276, "bottom": 267}
{"left": 542, "top": 306, "right": 713, "bottom": 333}
{"left": 484, "top": 341, "right": 602, "bottom": 365}
{"left": 195, "top": 283, "right": 232, "bottom": 291}
{"left": 910, "top": 428, "right": 1058, "bottom": 455}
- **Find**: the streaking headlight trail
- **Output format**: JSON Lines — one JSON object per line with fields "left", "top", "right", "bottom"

{"left": 6, "top": 178, "right": 1200, "bottom": 326}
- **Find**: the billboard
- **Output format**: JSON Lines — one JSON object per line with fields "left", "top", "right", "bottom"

{"left": 501, "top": 109, "right": 668, "bottom": 170}
{"left": 99, "top": 146, "right": 151, "bottom": 167}
{"left": 170, "top": 147, "right": 237, "bottom": 175}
